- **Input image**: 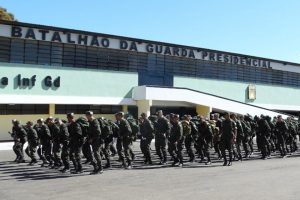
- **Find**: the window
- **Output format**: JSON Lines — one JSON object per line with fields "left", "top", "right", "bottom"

{"left": 75, "top": 45, "right": 87, "bottom": 68}
{"left": 0, "top": 104, "right": 48, "bottom": 115}
{"left": 55, "top": 104, "right": 122, "bottom": 114}
{"left": 51, "top": 43, "right": 63, "bottom": 66}
{"left": 63, "top": 44, "right": 75, "bottom": 67}
{"left": 0, "top": 37, "right": 10, "bottom": 62}
{"left": 38, "top": 41, "right": 51, "bottom": 65}
{"left": 2, "top": 36, "right": 300, "bottom": 88}
{"left": 24, "top": 40, "right": 38, "bottom": 64}
{"left": 86, "top": 47, "right": 98, "bottom": 69}
{"left": 10, "top": 39, "right": 24, "bottom": 63}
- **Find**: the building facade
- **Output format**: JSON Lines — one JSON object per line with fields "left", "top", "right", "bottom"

{"left": 0, "top": 20, "right": 299, "bottom": 140}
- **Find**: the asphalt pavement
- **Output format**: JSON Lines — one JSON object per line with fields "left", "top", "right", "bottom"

{"left": 0, "top": 141, "right": 299, "bottom": 200}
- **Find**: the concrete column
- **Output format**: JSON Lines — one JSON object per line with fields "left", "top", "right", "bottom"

{"left": 49, "top": 104, "right": 55, "bottom": 117}
{"left": 122, "top": 105, "right": 128, "bottom": 113}
{"left": 137, "top": 100, "right": 152, "bottom": 117}
{"left": 196, "top": 104, "right": 212, "bottom": 118}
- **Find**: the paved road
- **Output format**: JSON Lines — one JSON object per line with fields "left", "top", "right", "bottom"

{"left": 0, "top": 143, "right": 299, "bottom": 200}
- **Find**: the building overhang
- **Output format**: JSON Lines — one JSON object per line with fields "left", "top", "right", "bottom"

{"left": 132, "top": 86, "right": 291, "bottom": 118}
{"left": 0, "top": 94, "right": 136, "bottom": 106}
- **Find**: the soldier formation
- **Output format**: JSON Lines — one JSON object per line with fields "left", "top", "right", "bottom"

{"left": 9, "top": 110, "right": 300, "bottom": 175}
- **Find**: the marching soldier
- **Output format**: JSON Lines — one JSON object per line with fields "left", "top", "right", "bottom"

{"left": 67, "top": 113, "right": 84, "bottom": 174}
{"left": 12, "top": 120, "right": 27, "bottom": 163}
{"left": 231, "top": 114, "right": 244, "bottom": 161}
{"left": 257, "top": 115, "right": 271, "bottom": 159}
{"left": 47, "top": 117, "right": 62, "bottom": 168}
{"left": 115, "top": 112, "right": 133, "bottom": 169}
{"left": 181, "top": 116, "right": 193, "bottom": 162}
{"left": 55, "top": 118, "right": 70, "bottom": 173}
{"left": 275, "top": 115, "right": 288, "bottom": 158}
{"left": 240, "top": 115, "right": 252, "bottom": 158}
{"left": 86, "top": 111, "right": 104, "bottom": 175}
{"left": 139, "top": 113, "right": 155, "bottom": 164}
{"left": 154, "top": 110, "right": 171, "bottom": 165}
{"left": 197, "top": 116, "right": 213, "bottom": 165}
{"left": 213, "top": 113, "right": 223, "bottom": 159}
{"left": 169, "top": 114, "right": 184, "bottom": 167}
{"left": 220, "top": 112, "right": 237, "bottom": 166}
{"left": 37, "top": 118, "right": 52, "bottom": 167}
{"left": 102, "top": 119, "right": 117, "bottom": 169}
{"left": 25, "top": 121, "right": 38, "bottom": 165}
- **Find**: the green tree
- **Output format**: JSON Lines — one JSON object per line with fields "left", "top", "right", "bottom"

{"left": 0, "top": 7, "right": 15, "bottom": 21}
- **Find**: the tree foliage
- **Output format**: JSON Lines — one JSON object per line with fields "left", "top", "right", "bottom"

{"left": 0, "top": 7, "right": 15, "bottom": 21}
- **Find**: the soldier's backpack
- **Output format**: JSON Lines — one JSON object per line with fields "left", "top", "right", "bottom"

{"left": 127, "top": 118, "right": 139, "bottom": 141}
{"left": 76, "top": 117, "right": 89, "bottom": 137}
{"left": 109, "top": 120, "right": 119, "bottom": 138}
{"left": 97, "top": 118, "right": 113, "bottom": 139}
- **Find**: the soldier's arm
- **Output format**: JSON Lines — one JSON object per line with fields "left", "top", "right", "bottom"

{"left": 232, "top": 121, "right": 237, "bottom": 140}
{"left": 44, "top": 126, "right": 51, "bottom": 138}
{"left": 20, "top": 127, "right": 27, "bottom": 138}
{"left": 120, "top": 120, "right": 131, "bottom": 138}
{"left": 75, "top": 123, "right": 82, "bottom": 136}
{"left": 92, "top": 120, "right": 101, "bottom": 139}
{"left": 177, "top": 125, "right": 183, "bottom": 142}
{"left": 33, "top": 129, "right": 38, "bottom": 141}
{"left": 147, "top": 120, "right": 154, "bottom": 132}
{"left": 265, "top": 121, "right": 271, "bottom": 132}
{"left": 165, "top": 118, "right": 171, "bottom": 134}
{"left": 62, "top": 125, "right": 70, "bottom": 143}
{"left": 238, "top": 122, "right": 244, "bottom": 135}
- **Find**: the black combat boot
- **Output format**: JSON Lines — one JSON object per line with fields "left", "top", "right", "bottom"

{"left": 90, "top": 163, "right": 100, "bottom": 175}
{"left": 104, "top": 159, "right": 111, "bottom": 169}
{"left": 126, "top": 160, "right": 132, "bottom": 169}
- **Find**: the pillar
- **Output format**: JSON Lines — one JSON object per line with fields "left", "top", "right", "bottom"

{"left": 196, "top": 104, "right": 212, "bottom": 119}
{"left": 49, "top": 104, "right": 55, "bottom": 117}
{"left": 122, "top": 105, "right": 128, "bottom": 113}
{"left": 137, "top": 100, "right": 152, "bottom": 117}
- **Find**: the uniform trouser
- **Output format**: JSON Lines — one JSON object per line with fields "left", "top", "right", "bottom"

{"left": 37, "top": 145, "right": 44, "bottom": 160}
{"left": 12, "top": 142, "right": 19, "bottom": 160}
{"left": 256, "top": 135, "right": 262, "bottom": 151}
{"left": 197, "top": 139, "right": 211, "bottom": 161}
{"left": 290, "top": 136, "right": 298, "bottom": 152}
{"left": 82, "top": 140, "right": 92, "bottom": 162}
{"left": 41, "top": 141, "right": 53, "bottom": 164}
{"left": 277, "top": 135, "right": 286, "bottom": 156}
{"left": 90, "top": 140, "right": 103, "bottom": 170}
{"left": 119, "top": 137, "right": 133, "bottom": 165}
{"left": 242, "top": 136, "right": 250, "bottom": 156}
{"left": 129, "top": 141, "right": 135, "bottom": 160}
{"left": 69, "top": 140, "right": 83, "bottom": 171}
{"left": 103, "top": 138, "right": 113, "bottom": 165}
{"left": 14, "top": 141, "right": 25, "bottom": 161}
{"left": 269, "top": 135, "right": 276, "bottom": 152}
{"left": 25, "top": 143, "right": 37, "bottom": 162}
{"left": 260, "top": 135, "right": 269, "bottom": 158}
{"left": 61, "top": 144, "right": 70, "bottom": 169}
{"left": 155, "top": 135, "right": 167, "bottom": 162}
{"left": 110, "top": 141, "right": 117, "bottom": 156}
{"left": 168, "top": 141, "right": 183, "bottom": 164}
{"left": 286, "top": 135, "right": 297, "bottom": 153}
{"left": 248, "top": 136, "right": 254, "bottom": 153}
{"left": 235, "top": 139, "right": 243, "bottom": 160}
{"left": 116, "top": 138, "right": 123, "bottom": 161}
{"left": 220, "top": 140, "right": 232, "bottom": 163}
{"left": 140, "top": 138, "right": 152, "bottom": 162}
{"left": 196, "top": 139, "right": 204, "bottom": 159}
{"left": 52, "top": 142, "right": 62, "bottom": 165}
{"left": 213, "top": 139, "right": 222, "bottom": 158}
{"left": 184, "top": 137, "right": 195, "bottom": 160}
